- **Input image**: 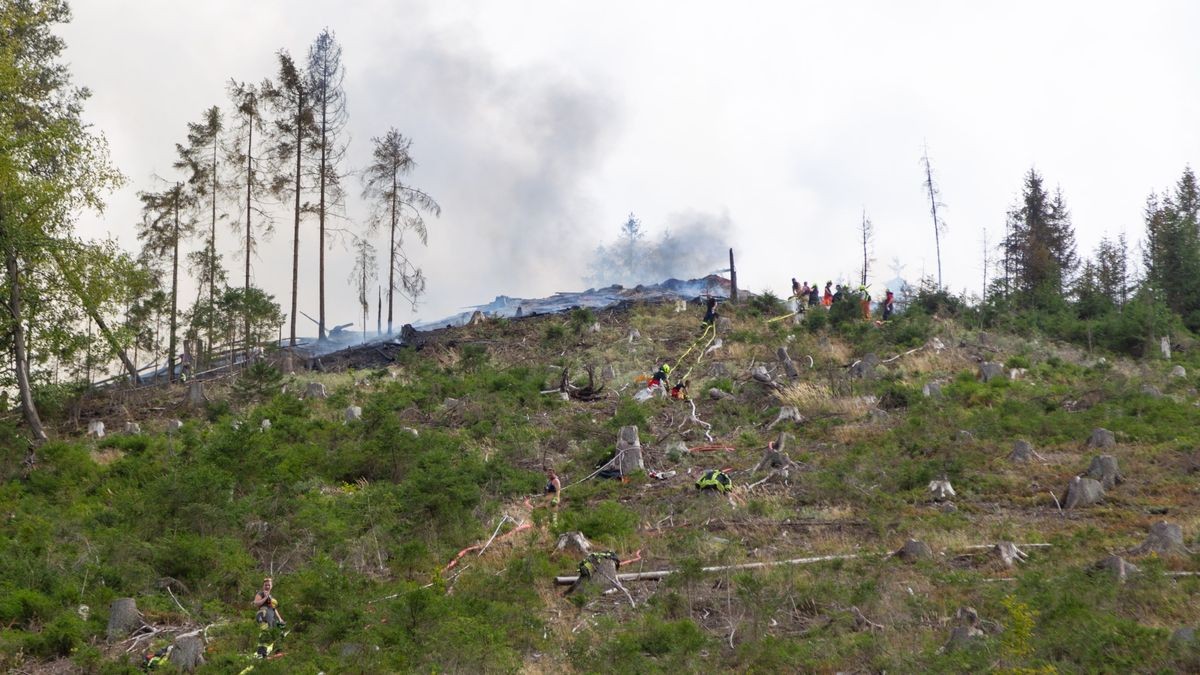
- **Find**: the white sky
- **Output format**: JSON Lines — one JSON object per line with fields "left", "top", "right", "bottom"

{"left": 60, "top": 1, "right": 1200, "bottom": 325}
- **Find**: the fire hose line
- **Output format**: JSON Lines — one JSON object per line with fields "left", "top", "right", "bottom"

{"left": 669, "top": 322, "right": 714, "bottom": 372}
{"left": 678, "top": 326, "right": 719, "bottom": 383}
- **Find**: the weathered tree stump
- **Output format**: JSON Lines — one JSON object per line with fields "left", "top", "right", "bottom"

{"left": 992, "top": 542, "right": 1029, "bottom": 568}
{"left": 166, "top": 419, "right": 184, "bottom": 434}
{"left": 555, "top": 532, "right": 592, "bottom": 556}
{"left": 1130, "top": 521, "right": 1189, "bottom": 556}
{"left": 1086, "top": 455, "right": 1125, "bottom": 489}
{"left": 171, "top": 633, "right": 206, "bottom": 672}
{"left": 849, "top": 353, "right": 880, "bottom": 380}
{"left": 87, "top": 420, "right": 105, "bottom": 438}
{"left": 1171, "top": 365, "right": 1187, "bottom": 379}
{"left": 766, "top": 406, "right": 804, "bottom": 430}
{"left": 754, "top": 434, "right": 799, "bottom": 475}
{"left": 185, "top": 381, "right": 207, "bottom": 408}
{"left": 627, "top": 328, "right": 641, "bottom": 343}
{"left": 922, "top": 382, "right": 942, "bottom": 399}
{"left": 260, "top": 418, "right": 271, "bottom": 432}
{"left": 1161, "top": 336, "right": 1172, "bottom": 359}
{"left": 305, "top": 381, "right": 328, "bottom": 399}
{"left": 716, "top": 317, "right": 733, "bottom": 335}
{"left": 345, "top": 406, "right": 363, "bottom": 423}
{"left": 1063, "top": 476, "right": 1104, "bottom": 509}
{"left": 709, "top": 388, "right": 735, "bottom": 401}
{"left": 928, "top": 480, "right": 956, "bottom": 502}
{"left": 944, "top": 606, "right": 986, "bottom": 650}
{"left": 106, "top": 597, "right": 142, "bottom": 641}
{"left": 124, "top": 422, "right": 141, "bottom": 435}
{"left": 708, "top": 362, "right": 730, "bottom": 378}
{"left": 1087, "top": 427, "right": 1116, "bottom": 449}
{"left": 1009, "top": 440, "right": 1036, "bottom": 463}
{"left": 600, "top": 364, "right": 616, "bottom": 381}
{"left": 776, "top": 347, "right": 799, "bottom": 378}
{"left": 893, "top": 539, "right": 933, "bottom": 562}
{"left": 1095, "top": 555, "right": 1139, "bottom": 582}
{"left": 750, "top": 366, "right": 781, "bottom": 391}
{"left": 978, "top": 361, "right": 1004, "bottom": 383}
{"left": 604, "top": 426, "right": 644, "bottom": 477}
{"left": 467, "top": 310, "right": 486, "bottom": 326}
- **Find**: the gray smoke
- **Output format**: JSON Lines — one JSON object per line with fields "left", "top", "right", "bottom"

{"left": 352, "top": 31, "right": 617, "bottom": 315}
{"left": 587, "top": 209, "right": 735, "bottom": 287}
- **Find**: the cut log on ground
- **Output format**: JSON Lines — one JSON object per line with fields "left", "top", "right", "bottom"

{"left": 554, "top": 553, "right": 861, "bottom": 585}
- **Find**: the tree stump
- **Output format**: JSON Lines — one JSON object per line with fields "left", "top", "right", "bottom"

{"left": 106, "top": 597, "right": 141, "bottom": 641}
{"left": 577, "top": 556, "right": 619, "bottom": 592}
{"left": 1171, "top": 365, "right": 1187, "bottom": 379}
{"left": 709, "top": 362, "right": 730, "bottom": 378}
{"left": 260, "top": 419, "right": 271, "bottom": 432}
{"left": 1130, "top": 521, "right": 1189, "bottom": 556}
{"left": 922, "top": 382, "right": 942, "bottom": 399}
{"left": 1063, "top": 476, "right": 1104, "bottom": 509}
{"left": 776, "top": 347, "right": 799, "bottom": 378}
{"left": 1095, "top": 555, "right": 1139, "bottom": 582}
{"left": 1009, "top": 440, "right": 1036, "bottom": 463}
{"left": 709, "top": 388, "right": 735, "bottom": 401}
{"left": 1086, "top": 455, "right": 1125, "bottom": 489}
{"left": 1087, "top": 427, "right": 1116, "bottom": 449}
{"left": 166, "top": 419, "right": 184, "bottom": 434}
{"left": 992, "top": 542, "right": 1029, "bottom": 568}
{"left": 849, "top": 353, "right": 880, "bottom": 379}
{"left": 754, "top": 434, "right": 798, "bottom": 474}
{"left": 185, "top": 381, "right": 207, "bottom": 408}
{"left": 609, "top": 426, "right": 644, "bottom": 477}
{"left": 171, "top": 633, "right": 206, "bottom": 672}
{"left": 282, "top": 352, "right": 295, "bottom": 374}
{"left": 945, "top": 606, "right": 985, "bottom": 651}
{"left": 928, "top": 480, "right": 956, "bottom": 502}
{"left": 977, "top": 361, "right": 1004, "bottom": 383}
{"left": 716, "top": 317, "right": 733, "bottom": 335}
{"left": 766, "top": 406, "right": 803, "bottom": 430}
{"left": 124, "top": 422, "right": 141, "bottom": 435}
{"left": 893, "top": 539, "right": 933, "bottom": 562}
{"left": 305, "top": 382, "right": 328, "bottom": 399}
{"left": 1141, "top": 384, "right": 1163, "bottom": 398}
{"left": 467, "top": 310, "right": 486, "bottom": 326}
{"left": 345, "top": 406, "right": 363, "bottom": 423}
{"left": 627, "top": 328, "right": 641, "bottom": 343}
{"left": 87, "top": 420, "right": 105, "bottom": 438}
{"left": 1161, "top": 336, "right": 1172, "bottom": 359}
{"left": 600, "top": 364, "right": 616, "bottom": 381}
{"left": 750, "top": 366, "right": 781, "bottom": 391}
{"left": 555, "top": 532, "right": 592, "bottom": 556}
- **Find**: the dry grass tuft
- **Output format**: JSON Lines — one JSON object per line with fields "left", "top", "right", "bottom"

{"left": 777, "top": 381, "right": 874, "bottom": 418}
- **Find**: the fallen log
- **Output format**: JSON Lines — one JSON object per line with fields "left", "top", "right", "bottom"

{"left": 554, "top": 553, "right": 860, "bottom": 585}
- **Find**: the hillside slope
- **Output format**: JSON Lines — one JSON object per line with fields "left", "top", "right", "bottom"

{"left": 4, "top": 296, "right": 1200, "bottom": 673}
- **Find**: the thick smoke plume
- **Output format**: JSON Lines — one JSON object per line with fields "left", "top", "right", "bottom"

{"left": 587, "top": 209, "right": 735, "bottom": 287}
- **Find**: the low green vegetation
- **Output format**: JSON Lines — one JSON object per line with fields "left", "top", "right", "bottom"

{"left": 5, "top": 295, "right": 1200, "bottom": 672}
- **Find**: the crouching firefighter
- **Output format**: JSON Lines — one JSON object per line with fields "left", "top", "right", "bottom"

{"left": 695, "top": 468, "right": 732, "bottom": 494}
{"left": 648, "top": 363, "right": 671, "bottom": 390}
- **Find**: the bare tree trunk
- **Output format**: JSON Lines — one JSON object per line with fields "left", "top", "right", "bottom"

{"left": 244, "top": 120, "right": 253, "bottom": 354}
{"left": 318, "top": 86, "right": 327, "bottom": 342}
{"left": 289, "top": 99, "right": 303, "bottom": 349}
{"left": 168, "top": 195, "right": 180, "bottom": 383}
{"left": 6, "top": 250, "right": 47, "bottom": 442}
{"left": 208, "top": 138, "right": 218, "bottom": 369}
{"left": 388, "top": 169, "right": 396, "bottom": 335}
{"left": 729, "top": 248, "right": 738, "bottom": 302}
{"left": 922, "top": 145, "right": 944, "bottom": 289}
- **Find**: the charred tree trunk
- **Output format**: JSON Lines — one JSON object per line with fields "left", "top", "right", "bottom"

{"left": 729, "top": 248, "right": 738, "bottom": 303}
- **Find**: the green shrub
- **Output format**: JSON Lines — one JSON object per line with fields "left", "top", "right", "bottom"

{"left": 556, "top": 500, "right": 637, "bottom": 542}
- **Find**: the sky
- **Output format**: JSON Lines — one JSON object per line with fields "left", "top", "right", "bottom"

{"left": 59, "top": 1, "right": 1200, "bottom": 327}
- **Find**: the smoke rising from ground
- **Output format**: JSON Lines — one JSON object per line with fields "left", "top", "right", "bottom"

{"left": 587, "top": 209, "right": 735, "bottom": 288}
